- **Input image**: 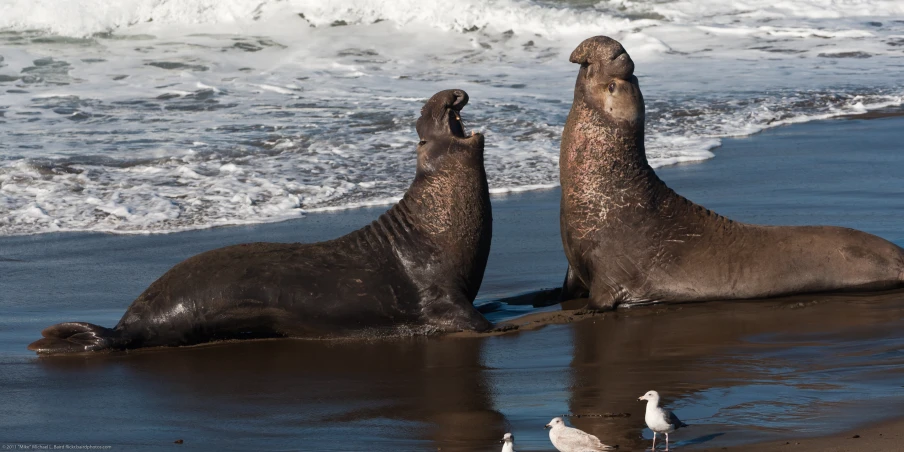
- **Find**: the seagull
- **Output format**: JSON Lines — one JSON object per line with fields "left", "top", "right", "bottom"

{"left": 638, "top": 390, "right": 687, "bottom": 451}
{"left": 545, "top": 417, "right": 617, "bottom": 451}
{"left": 500, "top": 432, "right": 516, "bottom": 452}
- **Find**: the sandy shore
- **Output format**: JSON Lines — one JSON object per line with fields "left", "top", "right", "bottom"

{"left": 712, "top": 417, "right": 904, "bottom": 452}
{"left": 1, "top": 114, "right": 903, "bottom": 451}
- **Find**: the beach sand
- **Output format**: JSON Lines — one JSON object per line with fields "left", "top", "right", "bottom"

{"left": 1, "top": 114, "right": 903, "bottom": 451}
{"left": 712, "top": 417, "right": 904, "bottom": 452}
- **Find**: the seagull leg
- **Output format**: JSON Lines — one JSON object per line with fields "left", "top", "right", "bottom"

{"left": 665, "top": 432, "right": 669, "bottom": 451}
{"left": 651, "top": 432, "right": 656, "bottom": 451}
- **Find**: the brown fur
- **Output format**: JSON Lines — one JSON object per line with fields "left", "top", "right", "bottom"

{"left": 559, "top": 36, "right": 904, "bottom": 309}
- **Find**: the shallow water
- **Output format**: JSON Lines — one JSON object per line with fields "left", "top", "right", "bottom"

{"left": 1, "top": 116, "right": 903, "bottom": 450}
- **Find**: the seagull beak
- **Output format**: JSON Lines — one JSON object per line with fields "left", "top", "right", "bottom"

{"left": 638, "top": 397, "right": 644, "bottom": 401}
{"left": 545, "top": 424, "right": 551, "bottom": 429}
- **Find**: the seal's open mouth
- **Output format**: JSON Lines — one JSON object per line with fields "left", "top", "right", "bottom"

{"left": 444, "top": 89, "right": 471, "bottom": 139}
{"left": 448, "top": 108, "right": 468, "bottom": 138}
{"left": 417, "top": 89, "right": 480, "bottom": 143}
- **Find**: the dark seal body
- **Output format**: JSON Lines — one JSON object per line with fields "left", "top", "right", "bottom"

{"left": 559, "top": 36, "right": 904, "bottom": 309}
{"left": 30, "top": 89, "right": 493, "bottom": 354}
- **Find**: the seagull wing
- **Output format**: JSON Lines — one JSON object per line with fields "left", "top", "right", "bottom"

{"left": 556, "top": 426, "right": 617, "bottom": 451}
{"left": 666, "top": 410, "right": 688, "bottom": 429}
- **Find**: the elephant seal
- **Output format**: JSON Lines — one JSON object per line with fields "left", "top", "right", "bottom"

{"left": 559, "top": 36, "right": 904, "bottom": 309}
{"left": 29, "top": 89, "right": 493, "bottom": 354}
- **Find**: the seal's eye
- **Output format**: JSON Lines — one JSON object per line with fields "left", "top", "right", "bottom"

{"left": 608, "top": 82, "right": 616, "bottom": 94}
{"left": 418, "top": 140, "right": 427, "bottom": 146}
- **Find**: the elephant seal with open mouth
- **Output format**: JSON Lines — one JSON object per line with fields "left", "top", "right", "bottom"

{"left": 30, "top": 89, "right": 493, "bottom": 354}
{"left": 559, "top": 36, "right": 904, "bottom": 309}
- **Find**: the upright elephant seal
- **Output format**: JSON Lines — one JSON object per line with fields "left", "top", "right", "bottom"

{"left": 559, "top": 36, "right": 904, "bottom": 309}
{"left": 30, "top": 89, "right": 493, "bottom": 354}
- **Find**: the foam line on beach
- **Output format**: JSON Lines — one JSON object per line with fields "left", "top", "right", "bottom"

{"left": 2, "top": 0, "right": 904, "bottom": 235}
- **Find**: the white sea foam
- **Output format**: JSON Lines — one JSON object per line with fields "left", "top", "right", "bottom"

{"left": 609, "top": 0, "right": 904, "bottom": 21}
{"left": 1, "top": 0, "right": 903, "bottom": 235}
{"left": 0, "top": 0, "right": 644, "bottom": 38}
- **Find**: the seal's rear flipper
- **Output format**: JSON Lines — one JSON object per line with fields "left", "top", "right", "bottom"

{"left": 28, "top": 322, "right": 119, "bottom": 354}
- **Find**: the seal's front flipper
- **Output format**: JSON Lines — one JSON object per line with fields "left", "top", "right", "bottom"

{"left": 28, "top": 322, "right": 121, "bottom": 355}
{"left": 422, "top": 290, "right": 492, "bottom": 333}
{"left": 495, "top": 288, "right": 563, "bottom": 308}
{"left": 560, "top": 265, "right": 589, "bottom": 302}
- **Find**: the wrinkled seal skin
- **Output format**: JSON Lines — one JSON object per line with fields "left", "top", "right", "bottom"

{"left": 30, "top": 89, "right": 493, "bottom": 354}
{"left": 559, "top": 36, "right": 904, "bottom": 310}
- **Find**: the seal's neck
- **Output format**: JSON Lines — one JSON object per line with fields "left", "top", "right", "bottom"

{"left": 561, "top": 100, "right": 735, "bottom": 235}
{"left": 561, "top": 103, "right": 653, "bottom": 187}
{"left": 403, "top": 152, "right": 490, "bottom": 243}
{"left": 402, "top": 153, "right": 491, "bottom": 298}
{"left": 560, "top": 100, "right": 674, "bottom": 213}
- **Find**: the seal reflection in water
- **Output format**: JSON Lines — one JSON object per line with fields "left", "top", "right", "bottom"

{"left": 29, "top": 89, "right": 493, "bottom": 354}
{"left": 559, "top": 36, "right": 904, "bottom": 309}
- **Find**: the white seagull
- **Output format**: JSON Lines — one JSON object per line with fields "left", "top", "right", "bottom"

{"left": 545, "top": 417, "right": 617, "bottom": 451}
{"left": 638, "top": 390, "right": 688, "bottom": 451}
{"left": 500, "top": 432, "right": 516, "bottom": 452}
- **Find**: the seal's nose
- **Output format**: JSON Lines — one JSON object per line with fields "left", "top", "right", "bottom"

{"left": 569, "top": 35, "right": 635, "bottom": 79}
{"left": 449, "top": 89, "right": 468, "bottom": 111}
{"left": 608, "top": 52, "right": 634, "bottom": 79}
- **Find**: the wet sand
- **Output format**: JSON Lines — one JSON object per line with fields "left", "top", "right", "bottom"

{"left": 714, "top": 417, "right": 904, "bottom": 452}
{"left": 1, "top": 115, "right": 904, "bottom": 451}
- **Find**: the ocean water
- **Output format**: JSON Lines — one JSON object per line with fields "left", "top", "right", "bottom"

{"left": 1, "top": 0, "right": 903, "bottom": 235}
{"left": 1, "top": 116, "right": 903, "bottom": 450}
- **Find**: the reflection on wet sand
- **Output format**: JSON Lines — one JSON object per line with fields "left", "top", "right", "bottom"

{"left": 38, "top": 337, "right": 506, "bottom": 451}
{"left": 563, "top": 290, "right": 904, "bottom": 450}
{"left": 32, "top": 290, "right": 904, "bottom": 451}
